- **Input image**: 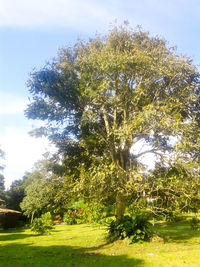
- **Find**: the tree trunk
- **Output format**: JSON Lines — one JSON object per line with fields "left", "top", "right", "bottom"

{"left": 116, "top": 193, "right": 126, "bottom": 222}
{"left": 31, "top": 210, "right": 35, "bottom": 224}
{"left": 114, "top": 146, "right": 131, "bottom": 222}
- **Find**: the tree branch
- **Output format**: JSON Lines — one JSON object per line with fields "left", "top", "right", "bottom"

{"left": 131, "top": 148, "right": 161, "bottom": 159}
{"left": 103, "top": 106, "right": 110, "bottom": 137}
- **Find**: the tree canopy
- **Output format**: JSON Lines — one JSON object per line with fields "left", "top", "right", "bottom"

{"left": 25, "top": 25, "right": 200, "bottom": 220}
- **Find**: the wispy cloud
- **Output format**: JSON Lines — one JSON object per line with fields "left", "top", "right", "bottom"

{"left": 0, "top": 92, "right": 27, "bottom": 115}
{"left": 0, "top": 0, "right": 115, "bottom": 30}
{"left": 1, "top": 0, "right": 200, "bottom": 42}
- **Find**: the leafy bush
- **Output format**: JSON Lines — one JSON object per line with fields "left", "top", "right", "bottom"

{"left": 189, "top": 216, "right": 200, "bottom": 230}
{"left": 31, "top": 212, "right": 54, "bottom": 234}
{"left": 63, "top": 204, "right": 113, "bottom": 226}
{"left": 100, "top": 216, "right": 115, "bottom": 226}
{"left": 63, "top": 209, "right": 88, "bottom": 225}
{"left": 86, "top": 204, "right": 105, "bottom": 224}
{"left": 127, "top": 200, "right": 148, "bottom": 216}
{"left": 108, "top": 214, "right": 153, "bottom": 243}
{"left": 63, "top": 210, "right": 77, "bottom": 225}
{"left": 76, "top": 209, "right": 88, "bottom": 224}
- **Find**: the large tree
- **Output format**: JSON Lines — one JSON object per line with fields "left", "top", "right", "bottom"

{"left": 25, "top": 25, "right": 200, "bottom": 220}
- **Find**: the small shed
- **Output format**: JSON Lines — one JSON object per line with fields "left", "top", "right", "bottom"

{"left": 0, "top": 208, "right": 21, "bottom": 229}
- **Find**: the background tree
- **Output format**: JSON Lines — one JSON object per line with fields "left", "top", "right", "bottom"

{"left": 0, "top": 148, "right": 4, "bottom": 171}
{"left": 0, "top": 174, "right": 5, "bottom": 202}
{"left": 20, "top": 177, "right": 47, "bottom": 222}
{"left": 6, "top": 178, "right": 27, "bottom": 211}
{"left": 0, "top": 147, "right": 5, "bottom": 202}
{"left": 25, "top": 25, "right": 200, "bottom": 220}
{"left": 20, "top": 159, "right": 70, "bottom": 221}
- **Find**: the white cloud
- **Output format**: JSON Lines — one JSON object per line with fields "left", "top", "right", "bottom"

{"left": 0, "top": 0, "right": 115, "bottom": 30}
{"left": 0, "top": 92, "right": 27, "bottom": 115}
{"left": 0, "top": 126, "right": 55, "bottom": 188}
{"left": 0, "top": 0, "right": 199, "bottom": 43}
{"left": 0, "top": 92, "right": 56, "bottom": 188}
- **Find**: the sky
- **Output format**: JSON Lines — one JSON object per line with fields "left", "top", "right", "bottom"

{"left": 0, "top": 0, "right": 200, "bottom": 188}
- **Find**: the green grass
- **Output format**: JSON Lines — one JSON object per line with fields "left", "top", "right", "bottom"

{"left": 0, "top": 220, "right": 200, "bottom": 266}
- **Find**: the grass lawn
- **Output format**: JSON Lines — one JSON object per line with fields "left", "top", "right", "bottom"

{"left": 0, "top": 220, "right": 200, "bottom": 267}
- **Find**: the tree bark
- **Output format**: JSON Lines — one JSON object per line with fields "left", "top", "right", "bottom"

{"left": 31, "top": 210, "right": 35, "bottom": 224}
{"left": 116, "top": 193, "right": 126, "bottom": 222}
{"left": 115, "top": 148, "right": 131, "bottom": 222}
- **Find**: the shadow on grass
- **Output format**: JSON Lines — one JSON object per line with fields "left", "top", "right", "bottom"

{"left": 0, "top": 233, "right": 34, "bottom": 242}
{"left": 155, "top": 221, "right": 200, "bottom": 243}
{"left": 0, "top": 243, "right": 144, "bottom": 267}
{"left": 0, "top": 227, "right": 25, "bottom": 233}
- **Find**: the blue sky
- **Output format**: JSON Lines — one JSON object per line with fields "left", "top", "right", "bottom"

{"left": 0, "top": 0, "right": 200, "bottom": 188}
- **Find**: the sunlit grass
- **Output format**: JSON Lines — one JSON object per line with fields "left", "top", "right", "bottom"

{"left": 0, "top": 221, "right": 200, "bottom": 266}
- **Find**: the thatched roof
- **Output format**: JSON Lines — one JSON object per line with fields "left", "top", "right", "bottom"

{"left": 0, "top": 208, "right": 21, "bottom": 214}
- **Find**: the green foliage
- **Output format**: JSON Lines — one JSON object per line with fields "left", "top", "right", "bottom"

{"left": 0, "top": 147, "right": 5, "bottom": 202}
{"left": 108, "top": 214, "right": 153, "bottom": 243}
{"left": 63, "top": 202, "right": 114, "bottom": 225}
{"left": 138, "top": 164, "right": 200, "bottom": 217}
{"left": 63, "top": 209, "right": 88, "bottom": 225}
{"left": 63, "top": 210, "right": 77, "bottom": 225}
{"left": 25, "top": 24, "right": 200, "bottom": 222}
{"left": 31, "top": 212, "right": 54, "bottom": 234}
{"left": 86, "top": 203, "right": 105, "bottom": 224}
{"left": 20, "top": 159, "right": 71, "bottom": 221}
{"left": 0, "top": 174, "right": 5, "bottom": 202}
{"left": 20, "top": 176, "right": 48, "bottom": 220}
{"left": 127, "top": 201, "right": 149, "bottom": 216}
{"left": 189, "top": 216, "right": 200, "bottom": 230}
{"left": 6, "top": 179, "right": 26, "bottom": 211}
{"left": 76, "top": 208, "right": 88, "bottom": 224}
{"left": 76, "top": 203, "right": 115, "bottom": 225}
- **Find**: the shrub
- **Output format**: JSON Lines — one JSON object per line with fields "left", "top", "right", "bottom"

{"left": 108, "top": 214, "right": 153, "bottom": 243}
{"left": 63, "top": 209, "right": 88, "bottom": 225}
{"left": 100, "top": 216, "right": 115, "bottom": 226}
{"left": 63, "top": 210, "right": 77, "bottom": 225}
{"left": 31, "top": 212, "right": 54, "bottom": 234}
{"left": 76, "top": 209, "right": 88, "bottom": 224}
